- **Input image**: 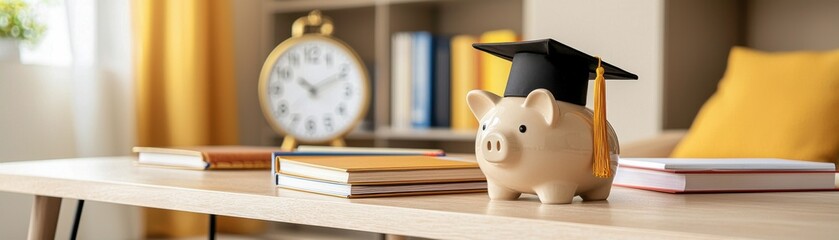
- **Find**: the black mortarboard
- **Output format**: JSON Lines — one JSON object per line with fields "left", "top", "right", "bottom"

{"left": 472, "top": 38, "right": 638, "bottom": 106}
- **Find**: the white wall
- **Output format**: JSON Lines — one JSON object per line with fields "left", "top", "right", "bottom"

{"left": 0, "top": 64, "right": 78, "bottom": 240}
{"left": 0, "top": 65, "right": 140, "bottom": 239}
{"left": 524, "top": 0, "right": 664, "bottom": 144}
{"left": 0, "top": 0, "right": 139, "bottom": 239}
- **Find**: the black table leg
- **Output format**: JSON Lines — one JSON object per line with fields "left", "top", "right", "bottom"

{"left": 209, "top": 214, "right": 216, "bottom": 240}
{"left": 70, "top": 199, "right": 84, "bottom": 240}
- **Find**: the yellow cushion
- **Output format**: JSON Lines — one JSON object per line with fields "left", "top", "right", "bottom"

{"left": 672, "top": 47, "right": 839, "bottom": 163}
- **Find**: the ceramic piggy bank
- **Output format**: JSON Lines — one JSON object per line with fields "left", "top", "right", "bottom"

{"left": 467, "top": 89, "right": 619, "bottom": 204}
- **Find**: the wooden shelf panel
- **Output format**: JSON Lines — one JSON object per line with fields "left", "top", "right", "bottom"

{"left": 265, "top": 0, "right": 378, "bottom": 13}
{"left": 272, "top": 128, "right": 476, "bottom": 143}
{"left": 371, "top": 127, "right": 476, "bottom": 141}
{"left": 265, "top": 0, "right": 441, "bottom": 13}
{"left": 343, "top": 128, "right": 476, "bottom": 141}
{"left": 345, "top": 127, "right": 477, "bottom": 141}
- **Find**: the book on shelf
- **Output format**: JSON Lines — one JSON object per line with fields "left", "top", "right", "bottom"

{"left": 133, "top": 146, "right": 279, "bottom": 170}
{"left": 478, "top": 29, "right": 518, "bottom": 96}
{"left": 390, "top": 30, "right": 518, "bottom": 131}
{"left": 613, "top": 158, "right": 838, "bottom": 193}
{"left": 391, "top": 32, "right": 413, "bottom": 130}
{"left": 276, "top": 173, "right": 486, "bottom": 198}
{"left": 433, "top": 35, "right": 452, "bottom": 128}
{"left": 411, "top": 31, "right": 434, "bottom": 129}
{"left": 274, "top": 155, "right": 484, "bottom": 184}
{"left": 450, "top": 34, "right": 480, "bottom": 131}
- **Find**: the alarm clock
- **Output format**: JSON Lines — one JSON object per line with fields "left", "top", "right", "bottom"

{"left": 258, "top": 10, "right": 370, "bottom": 151}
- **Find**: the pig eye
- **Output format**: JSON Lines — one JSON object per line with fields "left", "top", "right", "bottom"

{"left": 519, "top": 125, "right": 527, "bottom": 133}
{"left": 482, "top": 124, "right": 486, "bottom": 131}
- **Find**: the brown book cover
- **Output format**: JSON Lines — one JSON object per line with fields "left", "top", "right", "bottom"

{"left": 133, "top": 146, "right": 280, "bottom": 170}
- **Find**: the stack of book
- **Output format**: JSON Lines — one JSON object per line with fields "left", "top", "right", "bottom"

{"left": 391, "top": 29, "right": 518, "bottom": 131}
{"left": 134, "top": 145, "right": 487, "bottom": 198}
{"left": 272, "top": 154, "right": 487, "bottom": 198}
{"left": 614, "top": 158, "right": 837, "bottom": 193}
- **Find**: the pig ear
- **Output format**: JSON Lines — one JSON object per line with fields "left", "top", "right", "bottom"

{"left": 467, "top": 90, "right": 501, "bottom": 120}
{"left": 523, "top": 89, "right": 559, "bottom": 126}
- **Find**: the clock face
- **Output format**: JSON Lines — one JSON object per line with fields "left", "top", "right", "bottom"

{"left": 262, "top": 37, "right": 368, "bottom": 143}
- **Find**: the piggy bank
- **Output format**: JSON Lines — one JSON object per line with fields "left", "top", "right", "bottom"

{"left": 467, "top": 88, "right": 619, "bottom": 204}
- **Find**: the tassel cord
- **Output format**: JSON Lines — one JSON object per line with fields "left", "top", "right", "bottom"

{"left": 592, "top": 57, "right": 612, "bottom": 178}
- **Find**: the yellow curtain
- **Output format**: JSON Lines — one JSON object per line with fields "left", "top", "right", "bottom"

{"left": 134, "top": 0, "right": 264, "bottom": 237}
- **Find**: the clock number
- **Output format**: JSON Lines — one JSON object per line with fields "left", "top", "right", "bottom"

{"left": 290, "top": 114, "right": 301, "bottom": 128}
{"left": 337, "top": 103, "right": 346, "bottom": 116}
{"left": 325, "top": 53, "right": 334, "bottom": 67}
{"left": 323, "top": 115, "right": 334, "bottom": 132}
{"left": 305, "top": 118, "right": 317, "bottom": 135}
{"left": 270, "top": 81, "right": 283, "bottom": 96}
{"left": 344, "top": 83, "right": 353, "bottom": 98}
{"left": 339, "top": 63, "right": 349, "bottom": 79}
{"left": 305, "top": 46, "right": 319, "bottom": 64}
{"left": 288, "top": 52, "right": 300, "bottom": 66}
{"left": 275, "top": 101, "right": 288, "bottom": 117}
{"left": 275, "top": 66, "right": 292, "bottom": 81}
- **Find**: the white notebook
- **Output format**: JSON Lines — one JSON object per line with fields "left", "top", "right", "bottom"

{"left": 618, "top": 158, "right": 835, "bottom": 171}
{"left": 614, "top": 158, "right": 837, "bottom": 193}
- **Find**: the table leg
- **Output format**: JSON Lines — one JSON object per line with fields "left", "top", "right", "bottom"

{"left": 384, "top": 234, "right": 407, "bottom": 240}
{"left": 209, "top": 214, "right": 216, "bottom": 240}
{"left": 27, "top": 195, "right": 62, "bottom": 240}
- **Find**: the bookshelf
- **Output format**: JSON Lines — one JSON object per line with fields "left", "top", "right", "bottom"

{"left": 261, "top": 0, "right": 523, "bottom": 153}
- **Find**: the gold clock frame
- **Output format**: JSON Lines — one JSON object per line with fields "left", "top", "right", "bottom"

{"left": 258, "top": 10, "right": 371, "bottom": 151}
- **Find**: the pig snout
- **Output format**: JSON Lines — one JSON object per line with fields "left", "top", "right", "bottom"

{"left": 481, "top": 133, "right": 509, "bottom": 163}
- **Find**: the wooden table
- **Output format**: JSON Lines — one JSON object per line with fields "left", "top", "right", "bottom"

{"left": 1, "top": 157, "right": 838, "bottom": 240}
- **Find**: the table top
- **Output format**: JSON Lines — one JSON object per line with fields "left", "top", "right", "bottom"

{"left": 0, "top": 157, "right": 837, "bottom": 239}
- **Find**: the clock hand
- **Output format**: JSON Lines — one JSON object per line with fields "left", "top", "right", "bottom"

{"left": 314, "top": 71, "right": 346, "bottom": 91}
{"left": 297, "top": 77, "right": 318, "bottom": 96}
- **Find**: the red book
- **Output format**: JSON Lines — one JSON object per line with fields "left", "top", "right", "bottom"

{"left": 613, "top": 158, "right": 837, "bottom": 193}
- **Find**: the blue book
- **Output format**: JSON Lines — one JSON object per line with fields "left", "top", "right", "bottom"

{"left": 411, "top": 32, "right": 433, "bottom": 129}
{"left": 433, "top": 35, "right": 452, "bottom": 127}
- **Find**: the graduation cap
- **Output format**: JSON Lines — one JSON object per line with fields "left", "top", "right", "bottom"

{"left": 472, "top": 38, "right": 638, "bottom": 178}
{"left": 472, "top": 38, "right": 637, "bottom": 105}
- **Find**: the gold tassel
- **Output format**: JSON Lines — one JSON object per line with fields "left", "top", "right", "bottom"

{"left": 592, "top": 57, "right": 611, "bottom": 178}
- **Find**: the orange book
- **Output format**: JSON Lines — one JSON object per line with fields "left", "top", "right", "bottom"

{"left": 133, "top": 146, "right": 279, "bottom": 170}
{"left": 450, "top": 35, "right": 480, "bottom": 130}
{"left": 276, "top": 155, "right": 485, "bottom": 184}
{"left": 478, "top": 30, "right": 518, "bottom": 96}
